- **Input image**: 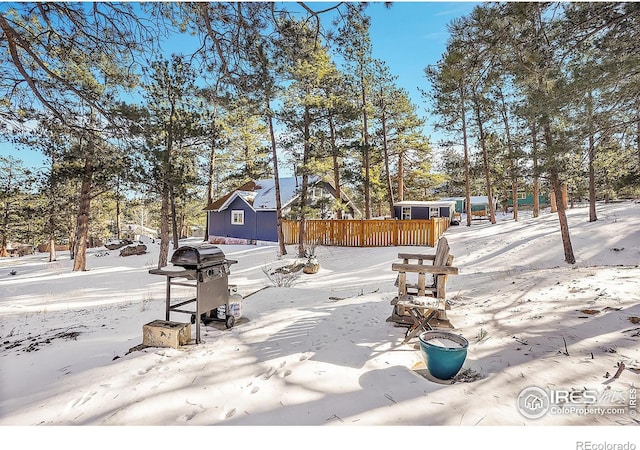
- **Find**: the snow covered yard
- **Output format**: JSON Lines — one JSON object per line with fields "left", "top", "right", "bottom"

{"left": 1, "top": 201, "right": 639, "bottom": 445}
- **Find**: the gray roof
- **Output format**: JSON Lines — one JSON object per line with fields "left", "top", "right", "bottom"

{"left": 440, "top": 196, "right": 493, "bottom": 205}
{"left": 253, "top": 176, "right": 319, "bottom": 210}
{"left": 218, "top": 176, "right": 319, "bottom": 212}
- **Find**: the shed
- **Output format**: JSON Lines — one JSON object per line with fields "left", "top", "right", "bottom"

{"left": 394, "top": 200, "right": 457, "bottom": 223}
{"left": 506, "top": 191, "right": 550, "bottom": 207}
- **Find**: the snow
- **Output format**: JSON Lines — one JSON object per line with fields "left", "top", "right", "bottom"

{"left": 1, "top": 201, "right": 639, "bottom": 447}
{"left": 252, "top": 176, "right": 313, "bottom": 210}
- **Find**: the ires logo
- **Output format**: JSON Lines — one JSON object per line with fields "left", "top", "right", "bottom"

{"left": 517, "top": 386, "right": 632, "bottom": 420}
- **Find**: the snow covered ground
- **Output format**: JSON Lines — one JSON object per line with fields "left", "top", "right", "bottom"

{"left": 1, "top": 201, "right": 639, "bottom": 447}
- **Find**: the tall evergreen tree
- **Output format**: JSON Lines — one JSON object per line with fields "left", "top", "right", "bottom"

{"left": 135, "top": 55, "right": 207, "bottom": 268}
{"left": 276, "top": 18, "right": 338, "bottom": 255}
{"left": 336, "top": 5, "right": 377, "bottom": 219}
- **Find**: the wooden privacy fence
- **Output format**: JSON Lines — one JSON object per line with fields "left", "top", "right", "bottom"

{"left": 282, "top": 218, "right": 450, "bottom": 247}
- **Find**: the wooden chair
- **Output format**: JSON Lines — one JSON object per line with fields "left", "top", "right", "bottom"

{"left": 388, "top": 237, "right": 459, "bottom": 343}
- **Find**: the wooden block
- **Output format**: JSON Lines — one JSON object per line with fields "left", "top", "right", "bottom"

{"left": 143, "top": 320, "right": 191, "bottom": 349}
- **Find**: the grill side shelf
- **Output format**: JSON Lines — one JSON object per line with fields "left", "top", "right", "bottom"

{"left": 149, "top": 268, "right": 197, "bottom": 280}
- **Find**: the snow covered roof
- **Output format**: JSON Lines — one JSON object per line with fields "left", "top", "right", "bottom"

{"left": 394, "top": 200, "right": 456, "bottom": 208}
{"left": 253, "top": 176, "right": 317, "bottom": 210}
{"left": 439, "top": 196, "right": 494, "bottom": 205}
{"left": 208, "top": 176, "right": 319, "bottom": 212}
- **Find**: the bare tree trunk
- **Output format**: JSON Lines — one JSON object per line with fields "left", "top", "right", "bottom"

{"left": 158, "top": 182, "right": 170, "bottom": 269}
{"left": 205, "top": 137, "right": 216, "bottom": 242}
{"left": 328, "top": 114, "right": 342, "bottom": 220}
{"left": 72, "top": 157, "right": 93, "bottom": 271}
{"left": 115, "top": 193, "right": 121, "bottom": 240}
{"left": 544, "top": 123, "right": 576, "bottom": 264}
{"left": 636, "top": 102, "right": 640, "bottom": 170}
{"left": 361, "top": 78, "right": 371, "bottom": 219}
{"left": 499, "top": 89, "right": 518, "bottom": 221}
{"left": 473, "top": 95, "right": 496, "bottom": 224}
{"left": 48, "top": 235, "right": 56, "bottom": 262}
{"left": 69, "top": 225, "right": 75, "bottom": 260}
{"left": 169, "top": 186, "right": 179, "bottom": 250}
{"left": 550, "top": 171, "right": 576, "bottom": 264}
{"left": 588, "top": 133, "right": 597, "bottom": 222}
{"left": 0, "top": 242, "right": 6, "bottom": 259}
{"left": 47, "top": 152, "right": 57, "bottom": 262}
{"left": 159, "top": 100, "right": 175, "bottom": 267}
{"left": 0, "top": 194, "right": 9, "bottom": 257}
{"left": 397, "top": 151, "right": 405, "bottom": 203}
{"left": 587, "top": 91, "right": 597, "bottom": 222}
{"left": 637, "top": 117, "right": 640, "bottom": 170}
{"left": 268, "top": 113, "right": 287, "bottom": 256}
{"left": 532, "top": 123, "right": 540, "bottom": 218}
{"left": 461, "top": 85, "right": 472, "bottom": 227}
{"left": 380, "top": 91, "right": 394, "bottom": 217}
{"left": 48, "top": 190, "right": 56, "bottom": 262}
{"left": 180, "top": 206, "right": 186, "bottom": 238}
{"left": 297, "top": 107, "right": 311, "bottom": 258}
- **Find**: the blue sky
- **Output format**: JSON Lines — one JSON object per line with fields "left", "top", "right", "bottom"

{"left": 367, "top": 1, "right": 478, "bottom": 104}
{"left": 1, "top": 1, "right": 480, "bottom": 170}
{"left": 366, "top": 1, "right": 479, "bottom": 132}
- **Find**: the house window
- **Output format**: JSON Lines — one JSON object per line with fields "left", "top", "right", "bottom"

{"left": 429, "top": 207, "right": 440, "bottom": 218}
{"left": 517, "top": 192, "right": 527, "bottom": 200}
{"left": 310, "top": 187, "right": 325, "bottom": 200}
{"left": 231, "top": 210, "right": 244, "bottom": 225}
{"left": 401, "top": 206, "right": 411, "bottom": 220}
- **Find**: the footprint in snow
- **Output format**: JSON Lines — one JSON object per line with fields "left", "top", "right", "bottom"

{"left": 71, "top": 391, "right": 97, "bottom": 408}
{"left": 178, "top": 411, "right": 198, "bottom": 422}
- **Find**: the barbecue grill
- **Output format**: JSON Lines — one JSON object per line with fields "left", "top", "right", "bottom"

{"left": 149, "top": 243, "right": 238, "bottom": 343}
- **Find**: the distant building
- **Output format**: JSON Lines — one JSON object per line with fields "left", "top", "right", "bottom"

{"left": 505, "top": 191, "right": 550, "bottom": 207}
{"left": 393, "top": 200, "right": 457, "bottom": 223}
{"left": 439, "top": 196, "right": 499, "bottom": 216}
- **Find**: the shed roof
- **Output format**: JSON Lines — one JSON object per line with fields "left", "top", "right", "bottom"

{"left": 394, "top": 200, "right": 456, "bottom": 207}
{"left": 439, "top": 196, "right": 492, "bottom": 205}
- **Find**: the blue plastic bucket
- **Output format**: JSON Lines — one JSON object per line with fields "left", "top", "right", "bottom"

{"left": 418, "top": 331, "right": 468, "bottom": 380}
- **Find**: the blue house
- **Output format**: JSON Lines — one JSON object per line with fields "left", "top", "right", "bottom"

{"left": 205, "top": 177, "right": 357, "bottom": 243}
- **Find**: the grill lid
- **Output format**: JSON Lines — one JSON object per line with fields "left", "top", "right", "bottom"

{"left": 171, "top": 243, "right": 226, "bottom": 268}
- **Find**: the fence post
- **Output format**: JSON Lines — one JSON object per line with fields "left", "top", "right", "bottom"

{"left": 429, "top": 219, "right": 436, "bottom": 247}
{"left": 392, "top": 220, "right": 398, "bottom": 246}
